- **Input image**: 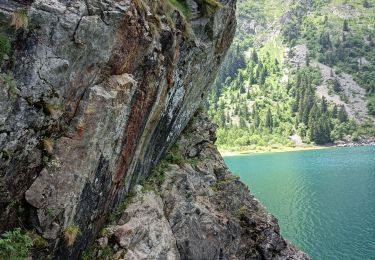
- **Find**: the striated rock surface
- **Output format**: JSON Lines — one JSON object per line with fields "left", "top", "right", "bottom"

{"left": 0, "top": 0, "right": 236, "bottom": 258}
{"left": 0, "top": 0, "right": 309, "bottom": 259}
{"left": 91, "top": 113, "right": 309, "bottom": 260}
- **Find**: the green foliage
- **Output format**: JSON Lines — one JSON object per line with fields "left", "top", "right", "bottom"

{"left": 109, "top": 191, "right": 136, "bottom": 222}
{"left": 165, "top": 143, "right": 184, "bottom": 165}
{"left": 207, "top": 0, "right": 375, "bottom": 148}
{"left": 0, "top": 73, "right": 17, "bottom": 99}
{"left": 168, "top": 0, "right": 189, "bottom": 18}
{"left": 0, "top": 228, "right": 33, "bottom": 259}
{"left": 367, "top": 95, "right": 375, "bottom": 116}
{"left": 0, "top": 33, "right": 10, "bottom": 66}
{"left": 100, "top": 245, "right": 115, "bottom": 258}
{"left": 28, "top": 231, "right": 48, "bottom": 249}
{"left": 363, "top": 0, "right": 371, "bottom": 8}
{"left": 264, "top": 108, "right": 273, "bottom": 130}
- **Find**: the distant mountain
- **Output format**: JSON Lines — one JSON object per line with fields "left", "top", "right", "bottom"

{"left": 207, "top": 0, "right": 375, "bottom": 149}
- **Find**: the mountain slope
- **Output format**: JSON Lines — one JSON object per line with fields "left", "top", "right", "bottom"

{"left": 207, "top": 0, "right": 375, "bottom": 150}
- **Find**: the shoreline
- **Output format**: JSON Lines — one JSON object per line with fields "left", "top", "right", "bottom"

{"left": 219, "top": 145, "right": 327, "bottom": 157}
{"left": 219, "top": 141, "right": 375, "bottom": 157}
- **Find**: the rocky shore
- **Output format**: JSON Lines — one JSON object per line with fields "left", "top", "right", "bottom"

{"left": 85, "top": 114, "right": 310, "bottom": 260}
{"left": 334, "top": 138, "right": 375, "bottom": 147}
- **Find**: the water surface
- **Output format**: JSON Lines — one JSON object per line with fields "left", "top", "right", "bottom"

{"left": 224, "top": 146, "right": 375, "bottom": 260}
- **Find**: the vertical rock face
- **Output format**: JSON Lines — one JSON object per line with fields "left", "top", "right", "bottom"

{"left": 90, "top": 113, "right": 309, "bottom": 259}
{"left": 0, "top": 0, "right": 236, "bottom": 258}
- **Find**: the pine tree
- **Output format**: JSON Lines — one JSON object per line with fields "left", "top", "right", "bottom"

{"left": 300, "top": 86, "right": 314, "bottom": 125}
{"left": 308, "top": 104, "right": 319, "bottom": 140}
{"left": 338, "top": 105, "right": 348, "bottom": 122}
{"left": 253, "top": 106, "right": 261, "bottom": 128}
{"left": 306, "top": 54, "right": 310, "bottom": 67}
{"left": 321, "top": 96, "right": 328, "bottom": 113}
{"left": 331, "top": 105, "right": 338, "bottom": 118}
{"left": 251, "top": 50, "right": 258, "bottom": 63}
{"left": 265, "top": 108, "right": 273, "bottom": 131}
{"left": 247, "top": 90, "right": 251, "bottom": 99}
{"left": 239, "top": 117, "right": 246, "bottom": 128}
{"left": 343, "top": 20, "right": 349, "bottom": 32}
{"left": 312, "top": 116, "right": 331, "bottom": 144}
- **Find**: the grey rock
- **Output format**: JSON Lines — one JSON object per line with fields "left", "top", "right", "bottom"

{"left": 113, "top": 192, "right": 180, "bottom": 260}
{"left": 97, "top": 114, "right": 309, "bottom": 260}
{"left": 0, "top": 0, "right": 236, "bottom": 258}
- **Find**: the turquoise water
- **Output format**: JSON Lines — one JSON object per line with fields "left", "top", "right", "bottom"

{"left": 224, "top": 146, "right": 375, "bottom": 260}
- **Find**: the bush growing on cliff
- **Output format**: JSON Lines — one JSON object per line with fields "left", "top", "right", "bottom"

{"left": 64, "top": 225, "right": 80, "bottom": 246}
{"left": 0, "top": 228, "right": 33, "bottom": 259}
{"left": 0, "top": 33, "right": 11, "bottom": 65}
{"left": 0, "top": 73, "right": 17, "bottom": 100}
{"left": 165, "top": 143, "right": 184, "bottom": 166}
{"left": 168, "top": 0, "right": 190, "bottom": 18}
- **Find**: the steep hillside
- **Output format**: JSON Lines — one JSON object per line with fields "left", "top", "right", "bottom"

{"left": 81, "top": 113, "right": 309, "bottom": 259}
{"left": 207, "top": 0, "right": 375, "bottom": 151}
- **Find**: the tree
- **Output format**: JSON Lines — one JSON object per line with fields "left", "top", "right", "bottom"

{"left": 321, "top": 96, "right": 328, "bottom": 113}
{"left": 251, "top": 50, "right": 258, "bottom": 63}
{"left": 308, "top": 104, "right": 319, "bottom": 139}
{"left": 332, "top": 78, "right": 342, "bottom": 92}
{"left": 331, "top": 105, "right": 338, "bottom": 118}
{"left": 363, "top": 0, "right": 370, "bottom": 8}
{"left": 338, "top": 105, "right": 348, "bottom": 122}
{"left": 343, "top": 20, "right": 349, "bottom": 32}
{"left": 252, "top": 105, "right": 261, "bottom": 129}
{"left": 312, "top": 116, "right": 331, "bottom": 144}
{"left": 306, "top": 54, "right": 310, "bottom": 67}
{"left": 265, "top": 108, "right": 273, "bottom": 131}
{"left": 320, "top": 32, "right": 332, "bottom": 49}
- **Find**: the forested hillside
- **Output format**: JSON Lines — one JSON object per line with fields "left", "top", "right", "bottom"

{"left": 207, "top": 0, "right": 375, "bottom": 151}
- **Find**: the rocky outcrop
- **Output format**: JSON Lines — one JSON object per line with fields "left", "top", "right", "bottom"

{"left": 0, "top": 0, "right": 236, "bottom": 258}
{"left": 89, "top": 113, "right": 309, "bottom": 259}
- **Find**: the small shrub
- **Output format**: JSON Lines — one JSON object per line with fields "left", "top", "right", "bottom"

{"left": 141, "top": 160, "right": 169, "bottom": 193}
{"left": 0, "top": 73, "right": 17, "bottom": 99}
{"left": 168, "top": 0, "right": 190, "bottom": 18}
{"left": 0, "top": 33, "right": 10, "bottom": 65}
{"left": 203, "top": 0, "right": 222, "bottom": 13}
{"left": 165, "top": 144, "right": 184, "bottom": 165}
{"left": 64, "top": 225, "right": 80, "bottom": 246}
{"left": 29, "top": 232, "right": 48, "bottom": 249}
{"left": 100, "top": 245, "right": 115, "bottom": 258}
{"left": 109, "top": 191, "right": 136, "bottom": 222}
{"left": 10, "top": 10, "right": 28, "bottom": 30}
{"left": 0, "top": 228, "right": 33, "bottom": 259}
{"left": 81, "top": 246, "right": 96, "bottom": 260}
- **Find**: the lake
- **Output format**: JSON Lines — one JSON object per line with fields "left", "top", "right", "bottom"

{"left": 224, "top": 146, "right": 375, "bottom": 260}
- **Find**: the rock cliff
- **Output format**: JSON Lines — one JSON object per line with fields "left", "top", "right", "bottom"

{"left": 0, "top": 0, "right": 308, "bottom": 259}
{"left": 0, "top": 0, "right": 235, "bottom": 258}
{"left": 85, "top": 113, "right": 309, "bottom": 259}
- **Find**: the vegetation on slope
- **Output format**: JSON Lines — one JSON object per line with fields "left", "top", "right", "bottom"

{"left": 207, "top": 0, "right": 375, "bottom": 150}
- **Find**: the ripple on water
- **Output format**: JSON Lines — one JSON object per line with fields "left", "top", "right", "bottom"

{"left": 224, "top": 146, "right": 375, "bottom": 260}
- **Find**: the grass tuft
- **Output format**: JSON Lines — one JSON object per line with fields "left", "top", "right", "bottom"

{"left": 10, "top": 10, "right": 28, "bottom": 30}
{"left": 42, "top": 137, "right": 54, "bottom": 154}
{"left": 64, "top": 225, "right": 80, "bottom": 246}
